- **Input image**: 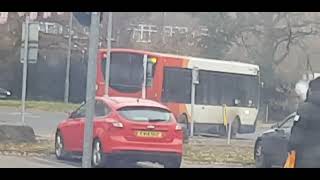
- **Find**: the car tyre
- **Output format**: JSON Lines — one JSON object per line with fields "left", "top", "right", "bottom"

{"left": 91, "top": 139, "right": 108, "bottom": 168}
{"left": 255, "top": 140, "right": 271, "bottom": 168}
{"left": 163, "top": 156, "right": 182, "bottom": 168}
{"left": 55, "top": 131, "right": 70, "bottom": 160}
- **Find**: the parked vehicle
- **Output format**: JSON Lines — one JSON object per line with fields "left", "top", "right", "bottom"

{"left": 0, "top": 88, "right": 11, "bottom": 99}
{"left": 254, "top": 113, "right": 296, "bottom": 168}
{"left": 55, "top": 96, "right": 183, "bottom": 168}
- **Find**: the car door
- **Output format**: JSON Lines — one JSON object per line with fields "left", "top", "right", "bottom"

{"left": 63, "top": 104, "right": 86, "bottom": 152}
{"left": 78, "top": 100, "right": 112, "bottom": 151}
{"left": 261, "top": 113, "right": 296, "bottom": 167}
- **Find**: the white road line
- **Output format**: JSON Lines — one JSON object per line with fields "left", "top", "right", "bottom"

{"left": 0, "top": 112, "right": 40, "bottom": 118}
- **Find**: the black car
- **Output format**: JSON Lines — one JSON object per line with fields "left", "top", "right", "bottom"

{"left": 0, "top": 88, "right": 11, "bottom": 99}
{"left": 254, "top": 112, "right": 296, "bottom": 168}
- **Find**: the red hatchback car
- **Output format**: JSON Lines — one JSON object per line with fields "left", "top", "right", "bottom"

{"left": 55, "top": 96, "right": 183, "bottom": 168}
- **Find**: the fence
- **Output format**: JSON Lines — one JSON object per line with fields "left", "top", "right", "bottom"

{"left": 0, "top": 49, "right": 88, "bottom": 103}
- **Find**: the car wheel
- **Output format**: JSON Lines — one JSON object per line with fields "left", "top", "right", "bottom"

{"left": 163, "top": 156, "right": 182, "bottom": 168}
{"left": 91, "top": 139, "right": 107, "bottom": 168}
{"left": 55, "top": 131, "right": 70, "bottom": 160}
{"left": 255, "top": 140, "right": 271, "bottom": 168}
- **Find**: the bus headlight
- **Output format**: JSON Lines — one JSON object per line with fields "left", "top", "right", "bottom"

{"left": 148, "top": 57, "right": 157, "bottom": 64}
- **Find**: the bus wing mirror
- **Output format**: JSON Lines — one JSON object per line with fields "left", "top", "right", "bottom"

{"left": 146, "top": 61, "right": 154, "bottom": 87}
{"left": 261, "top": 82, "right": 264, "bottom": 88}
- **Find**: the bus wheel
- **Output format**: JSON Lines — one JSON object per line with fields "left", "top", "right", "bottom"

{"left": 230, "top": 118, "right": 240, "bottom": 138}
{"left": 178, "top": 114, "right": 189, "bottom": 143}
{"left": 218, "top": 118, "right": 240, "bottom": 139}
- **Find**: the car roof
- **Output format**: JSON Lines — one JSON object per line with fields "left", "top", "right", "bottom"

{"left": 96, "top": 96, "right": 170, "bottom": 111}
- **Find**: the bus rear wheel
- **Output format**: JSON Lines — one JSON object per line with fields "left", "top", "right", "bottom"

{"left": 218, "top": 118, "right": 240, "bottom": 138}
{"left": 178, "top": 114, "right": 189, "bottom": 143}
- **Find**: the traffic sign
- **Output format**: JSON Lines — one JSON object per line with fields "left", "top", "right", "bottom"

{"left": 20, "top": 21, "right": 39, "bottom": 64}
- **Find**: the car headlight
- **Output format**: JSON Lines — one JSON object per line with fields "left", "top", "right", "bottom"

{"left": 6, "top": 91, "right": 11, "bottom": 96}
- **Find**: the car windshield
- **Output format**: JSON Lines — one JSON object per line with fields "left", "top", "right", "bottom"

{"left": 118, "top": 106, "right": 172, "bottom": 122}
{"left": 279, "top": 113, "right": 297, "bottom": 128}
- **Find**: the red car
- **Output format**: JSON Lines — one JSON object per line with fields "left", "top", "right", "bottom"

{"left": 55, "top": 96, "right": 183, "bottom": 168}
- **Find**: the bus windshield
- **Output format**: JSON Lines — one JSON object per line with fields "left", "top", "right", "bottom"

{"left": 102, "top": 52, "right": 144, "bottom": 93}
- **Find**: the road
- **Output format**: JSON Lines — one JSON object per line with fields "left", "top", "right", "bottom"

{"left": 0, "top": 107, "right": 65, "bottom": 137}
{"left": 0, "top": 107, "right": 270, "bottom": 140}
{"left": 0, "top": 155, "right": 252, "bottom": 168}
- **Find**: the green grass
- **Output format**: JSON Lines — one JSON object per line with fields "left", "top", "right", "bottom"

{"left": 0, "top": 100, "right": 79, "bottom": 112}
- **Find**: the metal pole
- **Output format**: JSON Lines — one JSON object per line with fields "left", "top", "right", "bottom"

{"left": 105, "top": 12, "right": 112, "bottom": 96}
{"left": 227, "top": 119, "right": 233, "bottom": 145}
{"left": 21, "top": 16, "right": 29, "bottom": 125}
{"left": 142, "top": 54, "right": 147, "bottom": 99}
{"left": 82, "top": 12, "right": 100, "bottom": 168}
{"left": 190, "top": 82, "right": 195, "bottom": 137}
{"left": 64, "top": 12, "right": 73, "bottom": 103}
{"left": 190, "top": 68, "right": 198, "bottom": 137}
{"left": 265, "top": 104, "right": 269, "bottom": 123}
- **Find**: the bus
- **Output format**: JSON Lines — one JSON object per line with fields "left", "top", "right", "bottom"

{"left": 95, "top": 49, "right": 261, "bottom": 136}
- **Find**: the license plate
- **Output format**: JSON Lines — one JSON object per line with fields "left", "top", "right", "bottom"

{"left": 135, "top": 131, "right": 162, "bottom": 138}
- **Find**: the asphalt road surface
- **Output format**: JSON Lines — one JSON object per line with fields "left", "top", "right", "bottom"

{"left": 0, "top": 155, "right": 252, "bottom": 168}
{"left": 0, "top": 107, "right": 269, "bottom": 140}
{"left": 0, "top": 107, "right": 66, "bottom": 137}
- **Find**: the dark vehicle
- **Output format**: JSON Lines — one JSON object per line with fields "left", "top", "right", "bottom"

{"left": 0, "top": 88, "right": 11, "bottom": 99}
{"left": 254, "top": 113, "right": 296, "bottom": 168}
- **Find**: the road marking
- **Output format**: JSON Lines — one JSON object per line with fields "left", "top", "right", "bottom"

{"left": 0, "top": 112, "right": 40, "bottom": 118}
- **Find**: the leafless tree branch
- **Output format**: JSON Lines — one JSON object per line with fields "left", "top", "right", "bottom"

{"left": 273, "top": 20, "right": 317, "bottom": 66}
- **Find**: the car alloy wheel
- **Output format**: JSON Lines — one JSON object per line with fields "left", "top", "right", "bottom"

{"left": 55, "top": 135, "right": 63, "bottom": 157}
{"left": 55, "top": 132, "right": 69, "bottom": 160}
{"left": 92, "top": 139, "right": 104, "bottom": 167}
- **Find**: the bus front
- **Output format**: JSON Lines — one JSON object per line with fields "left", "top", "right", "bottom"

{"left": 96, "top": 49, "right": 159, "bottom": 99}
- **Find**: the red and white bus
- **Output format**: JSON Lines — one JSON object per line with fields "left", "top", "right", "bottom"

{"left": 95, "top": 49, "right": 261, "bottom": 136}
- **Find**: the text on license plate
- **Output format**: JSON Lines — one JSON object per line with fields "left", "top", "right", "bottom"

{"left": 135, "top": 131, "right": 162, "bottom": 138}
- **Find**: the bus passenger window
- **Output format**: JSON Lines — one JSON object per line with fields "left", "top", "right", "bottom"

{"left": 162, "top": 67, "right": 192, "bottom": 103}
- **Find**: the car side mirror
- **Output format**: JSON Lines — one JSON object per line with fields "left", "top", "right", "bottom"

{"left": 69, "top": 111, "right": 77, "bottom": 118}
{"left": 271, "top": 123, "right": 279, "bottom": 129}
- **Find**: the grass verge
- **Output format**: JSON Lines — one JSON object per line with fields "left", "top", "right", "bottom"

{"left": 0, "top": 140, "right": 53, "bottom": 155}
{"left": 0, "top": 138, "right": 255, "bottom": 166}
{"left": 183, "top": 138, "right": 255, "bottom": 165}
